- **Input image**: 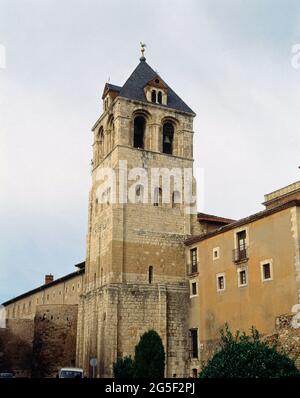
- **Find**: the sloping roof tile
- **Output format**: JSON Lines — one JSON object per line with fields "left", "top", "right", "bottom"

{"left": 198, "top": 212, "right": 235, "bottom": 225}
{"left": 110, "top": 60, "right": 195, "bottom": 115}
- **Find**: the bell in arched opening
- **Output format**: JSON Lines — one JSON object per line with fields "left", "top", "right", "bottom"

{"left": 162, "top": 122, "right": 174, "bottom": 154}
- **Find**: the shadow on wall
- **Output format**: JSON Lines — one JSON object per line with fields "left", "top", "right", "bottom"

{"left": 31, "top": 306, "right": 78, "bottom": 378}
{"left": 0, "top": 305, "right": 78, "bottom": 378}
{"left": 0, "top": 321, "right": 33, "bottom": 377}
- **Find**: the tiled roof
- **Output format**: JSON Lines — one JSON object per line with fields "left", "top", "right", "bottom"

{"left": 186, "top": 199, "right": 300, "bottom": 246}
{"left": 2, "top": 268, "right": 84, "bottom": 307}
{"left": 106, "top": 83, "right": 121, "bottom": 92}
{"left": 198, "top": 212, "right": 235, "bottom": 225}
{"left": 107, "top": 60, "right": 195, "bottom": 115}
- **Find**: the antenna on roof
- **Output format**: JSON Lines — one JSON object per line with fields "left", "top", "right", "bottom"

{"left": 140, "top": 42, "right": 146, "bottom": 61}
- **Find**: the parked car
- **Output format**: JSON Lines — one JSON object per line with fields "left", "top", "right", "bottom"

{"left": 57, "top": 368, "right": 84, "bottom": 378}
{"left": 0, "top": 373, "right": 14, "bottom": 378}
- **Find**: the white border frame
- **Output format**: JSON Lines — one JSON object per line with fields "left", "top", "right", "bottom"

{"left": 233, "top": 226, "right": 249, "bottom": 250}
{"left": 189, "top": 279, "right": 198, "bottom": 298}
{"left": 260, "top": 259, "right": 273, "bottom": 282}
{"left": 213, "top": 247, "right": 220, "bottom": 261}
{"left": 216, "top": 272, "right": 226, "bottom": 292}
{"left": 237, "top": 267, "right": 248, "bottom": 288}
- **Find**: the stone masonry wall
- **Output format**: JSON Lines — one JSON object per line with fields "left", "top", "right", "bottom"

{"left": 77, "top": 282, "right": 190, "bottom": 377}
{"left": 199, "top": 314, "right": 300, "bottom": 371}
{"left": 0, "top": 319, "right": 34, "bottom": 377}
{"left": 166, "top": 284, "right": 190, "bottom": 377}
{"left": 266, "top": 314, "right": 300, "bottom": 369}
{"left": 32, "top": 305, "right": 78, "bottom": 378}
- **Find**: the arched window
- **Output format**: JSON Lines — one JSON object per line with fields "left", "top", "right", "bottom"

{"left": 135, "top": 184, "right": 144, "bottom": 203}
{"left": 172, "top": 190, "right": 181, "bottom": 207}
{"left": 107, "top": 187, "right": 111, "bottom": 205}
{"left": 151, "top": 90, "right": 157, "bottom": 103}
{"left": 157, "top": 91, "right": 162, "bottom": 104}
{"left": 133, "top": 116, "right": 145, "bottom": 149}
{"left": 98, "top": 127, "right": 104, "bottom": 160}
{"left": 110, "top": 120, "right": 115, "bottom": 150}
{"left": 101, "top": 187, "right": 111, "bottom": 206}
{"left": 162, "top": 122, "right": 174, "bottom": 154}
{"left": 153, "top": 187, "right": 162, "bottom": 207}
{"left": 149, "top": 266, "right": 153, "bottom": 284}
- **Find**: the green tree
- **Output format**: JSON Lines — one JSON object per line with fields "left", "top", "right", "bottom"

{"left": 199, "top": 324, "right": 300, "bottom": 378}
{"left": 113, "top": 356, "right": 134, "bottom": 378}
{"left": 134, "top": 330, "right": 165, "bottom": 378}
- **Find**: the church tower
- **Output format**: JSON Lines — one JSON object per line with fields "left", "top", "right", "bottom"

{"left": 76, "top": 47, "right": 197, "bottom": 377}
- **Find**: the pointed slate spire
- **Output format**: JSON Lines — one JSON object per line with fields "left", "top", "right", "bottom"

{"left": 118, "top": 60, "right": 195, "bottom": 115}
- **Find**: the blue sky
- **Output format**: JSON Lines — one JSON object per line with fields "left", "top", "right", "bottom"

{"left": 1, "top": 0, "right": 300, "bottom": 302}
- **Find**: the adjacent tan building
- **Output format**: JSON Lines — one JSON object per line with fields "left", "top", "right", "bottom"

{"left": 185, "top": 182, "right": 300, "bottom": 371}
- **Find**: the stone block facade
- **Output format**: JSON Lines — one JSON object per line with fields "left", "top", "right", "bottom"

{"left": 0, "top": 319, "right": 34, "bottom": 377}
{"left": 32, "top": 305, "right": 78, "bottom": 378}
{"left": 77, "top": 282, "right": 189, "bottom": 377}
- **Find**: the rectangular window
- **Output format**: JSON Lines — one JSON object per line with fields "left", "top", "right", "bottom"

{"left": 238, "top": 269, "right": 248, "bottom": 287}
{"left": 191, "top": 282, "right": 197, "bottom": 296}
{"left": 190, "top": 329, "right": 198, "bottom": 358}
{"left": 263, "top": 264, "right": 271, "bottom": 279}
{"left": 234, "top": 230, "right": 248, "bottom": 262}
{"left": 261, "top": 260, "right": 273, "bottom": 282}
{"left": 216, "top": 273, "right": 226, "bottom": 291}
{"left": 213, "top": 247, "right": 220, "bottom": 260}
{"left": 237, "top": 230, "right": 246, "bottom": 251}
{"left": 190, "top": 248, "right": 198, "bottom": 273}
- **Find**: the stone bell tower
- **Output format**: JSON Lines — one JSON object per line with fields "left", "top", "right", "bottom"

{"left": 76, "top": 46, "right": 197, "bottom": 377}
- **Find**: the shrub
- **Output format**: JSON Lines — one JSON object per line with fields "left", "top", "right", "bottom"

{"left": 113, "top": 356, "right": 134, "bottom": 378}
{"left": 134, "top": 330, "right": 165, "bottom": 378}
{"left": 199, "top": 324, "right": 300, "bottom": 378}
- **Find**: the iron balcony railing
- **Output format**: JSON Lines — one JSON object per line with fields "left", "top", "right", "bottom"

{"left": 232, "top": 246, "right": 249, "bottom": 263}
{"left": 187, "top": 262, "right": 199, "bottom": 276}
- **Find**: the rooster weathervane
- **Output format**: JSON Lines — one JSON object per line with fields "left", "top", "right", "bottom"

{"left": 140, "top": 42, "right": 146, "bottom": 61}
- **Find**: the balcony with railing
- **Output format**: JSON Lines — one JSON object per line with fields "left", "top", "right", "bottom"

{"left": 232, "top": 247, "right": 249, "bottom": 263}
{"left": 186, "top": 262, "right": 199, "bottom": 276}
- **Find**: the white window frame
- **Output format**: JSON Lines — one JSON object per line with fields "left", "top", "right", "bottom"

{"left": 260, "top": 259, "right": 273, "bottom": 282}
{"left": 213, "top": 247, "right": 220, "bottom": 261}
{"left": 216, "top": 272, "right": 226, "bottom": 292}
{"left": 237, "top": 267, "right": 248, "bottom": 288}
{"left": 190, "top": 279, "right": 198, "bottom": 298}
{"left": 233, "top": 226, "right": 249, "bottom": 250}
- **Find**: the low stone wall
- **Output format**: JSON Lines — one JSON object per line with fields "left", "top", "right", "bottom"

{"left": 77, "top": 282, "right": 190, "bottom": 377}
{"left": 266, "top": 314, "right": 300, "bottom": 369}
{"left": 32, "top": 305, "right": 78, "bottom": 378}
{"left": 199, "top": 314, "right": 300, "bottom": 371}
{"left": 0, "top": 319, "right": 34, "bottom": 377}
